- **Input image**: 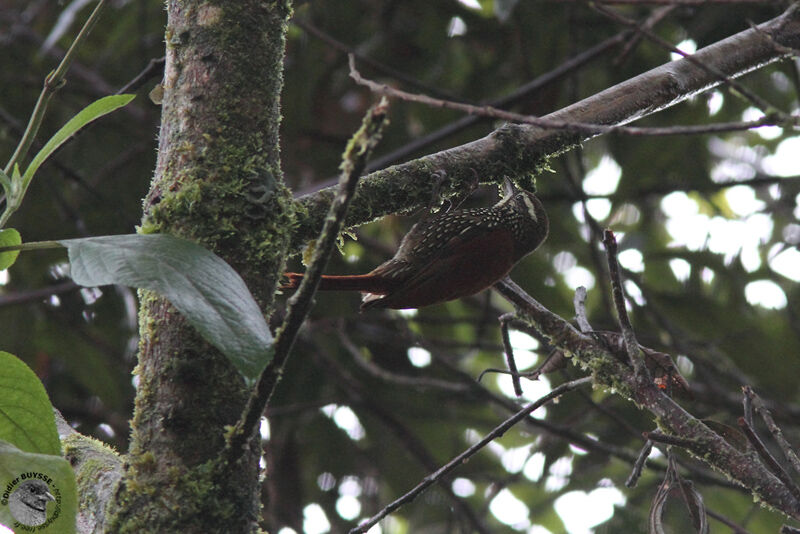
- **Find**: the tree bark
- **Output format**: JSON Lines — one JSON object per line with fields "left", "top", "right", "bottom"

{"left": 105, "top": 1, "right": 294, "bottom": 532}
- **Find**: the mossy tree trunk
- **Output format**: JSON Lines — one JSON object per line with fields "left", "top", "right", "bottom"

{"left": 106, "top": 1, "right": 294, "bottom": 531}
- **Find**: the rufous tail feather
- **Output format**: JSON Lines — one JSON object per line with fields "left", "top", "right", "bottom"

{"left": 281, "top": 272, "right": 393, "bottom": 294}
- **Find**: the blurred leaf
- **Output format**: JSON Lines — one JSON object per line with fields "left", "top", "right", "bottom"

{"left": 0, "top": 352, "right": 60, "bottom": 456}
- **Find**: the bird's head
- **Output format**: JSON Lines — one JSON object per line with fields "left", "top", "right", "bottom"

{"left": 496, "top": 178, "right": 547, "bottom": 224}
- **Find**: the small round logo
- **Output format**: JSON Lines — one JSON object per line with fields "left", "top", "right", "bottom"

{"left": 2, "top": 472, "right": 61, "bottom": 530}
{"left": 9, "top": 480, "right": 54, "bottom": 526}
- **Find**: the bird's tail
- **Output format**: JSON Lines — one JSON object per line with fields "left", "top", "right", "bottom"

{"left": 281, "top": 272, "right": 393, "bottom": 294}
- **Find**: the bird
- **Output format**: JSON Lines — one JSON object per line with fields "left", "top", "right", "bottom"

{"left": 8, "top": 479, "right": 55, "bottom": 526}
{"left": 282, "top": 178, "right": 549, "bottom": 310}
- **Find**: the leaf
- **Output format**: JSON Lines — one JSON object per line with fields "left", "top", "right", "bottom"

{"left": 0, "top": 439, "right": 77, "bottom": 533}
{"left": 0, "top": 352, "right": 61, "bottom": 456}
{"left": 21, "top": 94, "right": 135, "bottom": 188}
{"left": 0, "top": 229, "right": 21, "bottom": 270}
{"left": 0, "top": 169, "right": 10, "bottom": 197}
{"left": 60, "top": 234, "right": 273, "bottom": 383}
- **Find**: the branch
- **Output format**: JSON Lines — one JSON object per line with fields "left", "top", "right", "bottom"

{"left": 744, "top": 386, "right": 800, "bottom": 477}
{"left": 227, "top": 99, "right": 389, "bottom": 459}
{"left": 491, "top": 277, "right": 800, "bottom": 519}
{"left": 55, "top": 410, "right": 122, "bottom": 534}
{"left": 603, "top": 230, "right": 648, "bottom": 379}
{"left": 290, "top": 4, "right": 800, "bottom": 249}
{"left": 349, "top": 53, "right": 792, "bottom": 137}
{"left": 349, "top": 376, "right": 593, "bottom": 534}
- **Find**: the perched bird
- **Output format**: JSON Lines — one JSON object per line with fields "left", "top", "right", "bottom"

{"left": 283, "top": 178, "right": 548, "bottom": 310}
{"left": 8, "top": 479, "right": 55, "bottom": 526}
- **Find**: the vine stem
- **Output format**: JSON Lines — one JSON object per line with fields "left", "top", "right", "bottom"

{"left": 0, "top": 240, "right": 63, "bottom": 254}
{"left": 3, "top": 0, "right": 107, "bottom": 176}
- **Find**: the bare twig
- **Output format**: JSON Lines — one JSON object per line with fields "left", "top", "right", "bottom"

{"left": 626, "top": 439, "right": 653, "bottom": 487}
{"left": 348, "top": 54, "right": 797, "bottom": 139}
{"left": 602, "top": 230, "right": 648, "bottom": 380}
{"left": 116, "top": 56, "right": 165, "bottom": 95}
{"left": 314, "top": 340, "right": 491, "bottom": 534}
{"left": 573, "top": 286, "right": 593, "bottom": 333}
{"left": 499, "top": 313, "right": 523, "bottom": 396}
{"left": 0, "top": 280, "right": 78, "bottom": 307}
{"left": 705, "top": 508, "right": 753, "bottom": 534}
{"left": 337, "top": 329, "right": 470, "bottom": 393}
{"left": 744, "top": 386, "right": 800, "bottom": 477}
{"left": 294, "top": 7, "right": 800, "bottom": 248}
{"left": 644, "top": 431, "right": 699, "bottom": 449}
{"left": 294, "top": 19, "right": 463, "bottom": 102}
{"left": 227, "top": 99, "right": 389, "bottom": 460}
{"left": 743, "top": 386, "right": 755, "bottom": 428}
{"left": 592, "top": 2, "right": 780, "bottom": 115}
{"left": 737, "top": 416, "right": 800, "bottom": 504}
{"left": 349, "top": 376, "right": 593, "bottom": 534}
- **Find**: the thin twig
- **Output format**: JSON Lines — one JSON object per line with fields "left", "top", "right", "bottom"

{"left": 294, "top": 19, "right": 463, "bottom": 102}
{"left": 737, "top": 416, "right": 800, "bottom": 504}
{"left": 314, "top": 340, "right": 491, "bottom": 534}
{"left": 337, "top": 328, "right": 470, "bottom": 393}
{"left": 116, "top": 56, "right": 165, "bottom": 95}
{"left": 602, "top": 229, "right": 648, "bottom": 380}
{"left": 349, "top": 376, "right": 593, "bottom": 534}
{"left": 627, "top": 439, "right": 654, "bottom": 487}
{"left": 743, "top": 386, "right": 755, "bottom": 428}
{"left": 613, "top": 5, "right": 676, "bottom": 66}
{"left": 0, "top": 280, "right": 78, "bottom": 308}
{"left": 227, "top": 99, "right": 389, "bottom": 460}
{"left": 499, "top": 313, "right": 523, "bottom": 396}
{"left": 348, "top": 54, "right": 797, "bottom": 139}
{"left": 744, "top": 386, "right": 800, "bottom": 477}
{"left": 706, "top": 508, "right": 754, "bottom": 534}
{"left": 593, "top": 2, "right": 785, "bottom": 116}
{"left": 573, "top": 286, "right": 593, "bottom": 333}
{"left": 644, "top": 431, "right": 699, "bottom": 449}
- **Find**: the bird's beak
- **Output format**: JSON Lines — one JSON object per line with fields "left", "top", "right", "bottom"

{"left": 502, "top": 178, "right": 517, "bottom": 198}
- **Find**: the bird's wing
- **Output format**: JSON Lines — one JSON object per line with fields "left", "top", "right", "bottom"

{"left": 364, "top": 227, "right": 515, "bottom": 309}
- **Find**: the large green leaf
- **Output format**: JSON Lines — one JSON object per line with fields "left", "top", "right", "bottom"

{"left": 0, "top": 352, "right": 61, "bottom": 456}
{"left": 60, "top": 234, "right": 273, "bottom": 383}
{"left": 0, "top": 440, "right": 76, "bottom": 533}
{"left": 0, "top": 229, "right": 21, "bottom": 270}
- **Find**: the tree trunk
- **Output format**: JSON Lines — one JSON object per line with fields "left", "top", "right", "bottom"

{"left": 106, "top": 1, "right": 294, "bottom": 531}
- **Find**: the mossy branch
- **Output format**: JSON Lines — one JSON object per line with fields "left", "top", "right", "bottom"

{"left": 288, "top": 4, "right": 800, "bottom": 250}
{"left": 492, "top": 278, "right": 800, "bottom": 520}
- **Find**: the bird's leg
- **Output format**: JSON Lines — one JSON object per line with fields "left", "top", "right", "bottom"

{"left": 481, "top": 315, "right": 568, "bottom": 396}
{"left": 425, "top": 169, "right": 452, "bottom": 217}
{"left": 447, "top": 168, "right": 481, "bottom": 212}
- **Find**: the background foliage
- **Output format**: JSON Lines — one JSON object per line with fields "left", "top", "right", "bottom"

{"left": 1, "top": 1, "right": 799, "bottom": 532}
